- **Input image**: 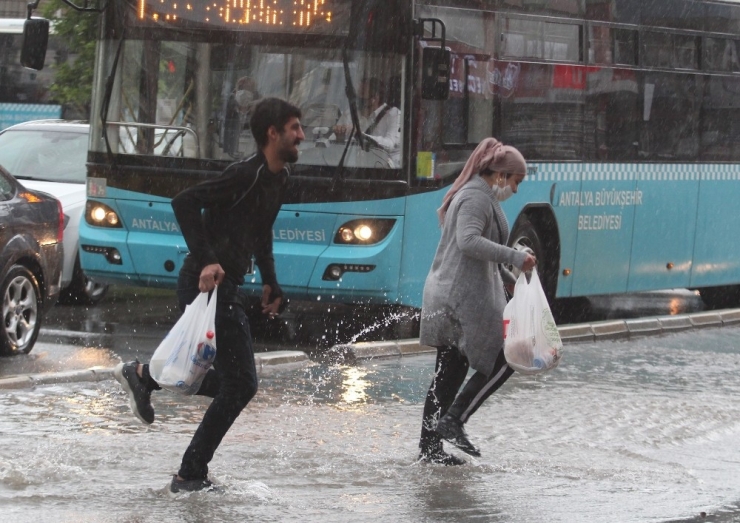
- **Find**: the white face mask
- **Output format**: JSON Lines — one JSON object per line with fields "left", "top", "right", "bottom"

{"left": 495, "top": 184, "right": 514, "bottom": 202}
{"left": 494, "top": 176, "right": 514, "bottom": 202}
{"left": 235, "top": 89, "right": 254, "bottom": 107}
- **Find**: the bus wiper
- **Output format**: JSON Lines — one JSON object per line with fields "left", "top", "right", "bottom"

{"left": 332, "top": 127, "right": 355, "bottom": 191}
{"left": 333, "top": 46, "right": 363, "bottom": 188}
{"left": 342, "top": 47, "right": 364, "bottom": 151}
{"left": 100, "top": 35, "right": 124, "bottom": 159}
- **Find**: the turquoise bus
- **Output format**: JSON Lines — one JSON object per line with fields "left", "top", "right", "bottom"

{"left": 32, "top": 0, "right": 740, "bottom": 313}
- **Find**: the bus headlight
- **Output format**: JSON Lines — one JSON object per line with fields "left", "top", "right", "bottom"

{"left": 86, "top": 201, "right": 122, "bottom": 228}
{"left": 334, "top": 219, "right": 395, "bottom": 245}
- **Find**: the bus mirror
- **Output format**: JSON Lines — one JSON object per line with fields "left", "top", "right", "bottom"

{"left": 21, "top": 18, "right": 50, "bottom": 71}
{"left": 421, "top": 47, "right": 450, "bottom": 100}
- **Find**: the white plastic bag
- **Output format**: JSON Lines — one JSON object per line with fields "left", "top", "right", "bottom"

{"left": 149, "top": 286, "right": 218, "bottom": 395}
{"left": 503, "top": 268, "right": 562, "bottom": 374}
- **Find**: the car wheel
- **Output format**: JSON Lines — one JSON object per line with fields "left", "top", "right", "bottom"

{"left": 1, "top": 265, "right": 43, "bottom": 356}
{"left": 58, "top": 256, "right": 109, "bottom": 306}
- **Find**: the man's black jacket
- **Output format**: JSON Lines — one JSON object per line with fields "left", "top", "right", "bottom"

{"left": 172, "top": 151, "right": 288, "bottom": 298}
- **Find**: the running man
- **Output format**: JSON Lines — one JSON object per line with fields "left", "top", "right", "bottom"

{"left": 114, "top": 97, "right": 304, "bottom": 493}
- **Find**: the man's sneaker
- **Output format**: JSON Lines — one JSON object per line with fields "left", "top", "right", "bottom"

{"left": 418, "top": 448, "right": 466, "bottom": 466}
{"left": 169, "top": 475, "right": 222, "bottom": 494}
{"left": 434, "top": 413, "right": 481, "bottom": 457}
{"left": 113, "top": 361, "right": 154, "bottom": 424}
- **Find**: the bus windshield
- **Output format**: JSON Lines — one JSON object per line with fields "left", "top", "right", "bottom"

{"left": 92, "top": 39, "right": 404, "bottom": 170}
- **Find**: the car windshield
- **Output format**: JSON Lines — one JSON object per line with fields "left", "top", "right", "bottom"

{"left": 0, "top": 129, "right": 88, "bottom": 183}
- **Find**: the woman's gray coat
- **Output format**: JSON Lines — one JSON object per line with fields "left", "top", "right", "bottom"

{"left": 419, "top": 175, "right": 528, "bottom": 376}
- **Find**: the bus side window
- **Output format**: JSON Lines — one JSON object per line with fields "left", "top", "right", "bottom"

{"left": 703, "top": 38, "right": 740, "bottom": 73}
{"left": 440, "top": 56, "right": 493, "bottom": 146}
{"left": 640, "top": 73, "right": 700, "bottom": 161}
{"left": 701, "top": 75, "right": 740, "bottom": 162}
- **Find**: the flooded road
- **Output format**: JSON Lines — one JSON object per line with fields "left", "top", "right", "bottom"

{"left": 1, "top": 326, "right": 739, "bottom": 522}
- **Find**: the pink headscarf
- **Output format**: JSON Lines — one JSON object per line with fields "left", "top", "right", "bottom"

{"left": 436, "top": 138, "right": 527, "bottom": 225}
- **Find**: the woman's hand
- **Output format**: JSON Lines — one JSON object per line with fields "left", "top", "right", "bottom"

{"left": 521, "top": 254, "right": 537, "bottom": 272}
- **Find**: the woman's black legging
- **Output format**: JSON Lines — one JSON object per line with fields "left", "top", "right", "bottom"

{"left": 419, "top": 345, "right": 469, "bottom": 452}
{"left": 419, "top": 345, "right": 514, "bottom": 451}
{"left": 448, "top": 347, "right": 514, "bottom": 423}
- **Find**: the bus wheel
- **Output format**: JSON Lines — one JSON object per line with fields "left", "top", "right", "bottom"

{"left": 508, "top": 216, "right": 556, "bottom": 299}
{"left": 699, "top": 286, "right": 740, "bottom": 310}
{"left": 509, "top": 217, "right": 542, "bottom": 277}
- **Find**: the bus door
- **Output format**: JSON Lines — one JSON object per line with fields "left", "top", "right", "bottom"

{"left": 628, "top": 72, "right": 701, "bottom": 291}
{"left": 628, "top": 167, "right": 698, "bottom": 291}
{"left": 690, "top": 75, "right": 740, "bottom": 289}
{"left": 572, "top": 66, "right": 638, "bottom": 295}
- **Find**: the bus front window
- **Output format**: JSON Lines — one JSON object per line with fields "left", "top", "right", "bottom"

{"left": 96, "top": 40, "right": 404, "bottom": 169}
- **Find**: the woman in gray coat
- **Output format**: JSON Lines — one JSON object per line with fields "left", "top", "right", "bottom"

{"left": 418, "top": 138, "right": 536, "bottom": 465}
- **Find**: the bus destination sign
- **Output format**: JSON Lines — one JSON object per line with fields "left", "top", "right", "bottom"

{"left": 133, "top": 0, "right": 350, "bottom": 32}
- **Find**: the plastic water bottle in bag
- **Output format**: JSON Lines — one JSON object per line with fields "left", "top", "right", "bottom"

{"left": 193, "top": 331, "right": 216, "bottom": 370}
{"left": 150, "top": 288, "right": 218, "bottom": 395}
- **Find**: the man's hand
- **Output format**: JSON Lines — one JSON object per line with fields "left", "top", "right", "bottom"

{"left": 333, "top": 124, "right": 349, "bottom": 141}
{"left": 199, "top": 263, "right": 225, "bottom": 292}
{"left": 261, "top": 284, "right": 282, "bottom": 318}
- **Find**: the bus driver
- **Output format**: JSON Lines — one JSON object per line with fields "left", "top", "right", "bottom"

{"left": 332, "top": 77, "right": 400, "bottom": 158}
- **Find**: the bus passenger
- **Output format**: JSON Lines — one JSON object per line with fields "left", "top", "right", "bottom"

{"left": 114, "top": 97, "right": 305, "bottom": 492}
{"left": 222, "top": 76, "right": 260, "bottom": 156}
{"left": 418, "top": 138, "right": 536, "bottom": 465}
{"left": 332, "top": 77, "right": 400, "bottom": 153}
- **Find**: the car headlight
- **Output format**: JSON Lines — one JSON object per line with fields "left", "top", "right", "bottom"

{"left": 86, "top": 200, "right": 122, "bottom": 228}
{"left": 334, "top": 219, "right": 395, "bottom": 245}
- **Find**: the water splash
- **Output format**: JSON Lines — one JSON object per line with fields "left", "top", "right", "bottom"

{"left": 347, "top": 308, "right": 420, "bottom": 344}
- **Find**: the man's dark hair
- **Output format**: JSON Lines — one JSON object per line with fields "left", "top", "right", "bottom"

{"left": 250, "top": 97, "right": 302, "bottom": 149}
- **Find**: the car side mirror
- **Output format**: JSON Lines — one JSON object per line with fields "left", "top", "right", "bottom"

{"left": 21, "top": 18, "right": 50, "bottom": 71}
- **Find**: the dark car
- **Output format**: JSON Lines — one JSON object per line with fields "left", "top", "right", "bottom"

{"left": 0, "top": 120, "right": 109, "bottom": 305}
{"left": 0, "top": 165, "right": 64, "bottom": 355}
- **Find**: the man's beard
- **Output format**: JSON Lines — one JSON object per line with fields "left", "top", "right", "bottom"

{"left": 279, "top": 146, "right": 299, "bottom": 164}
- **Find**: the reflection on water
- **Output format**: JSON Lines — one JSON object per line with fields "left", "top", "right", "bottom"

{"left": 340, "top": 367, "right": 370, "bottom": 406}
{"left": 1, "top": 327, "right": 740, "bottom": 522}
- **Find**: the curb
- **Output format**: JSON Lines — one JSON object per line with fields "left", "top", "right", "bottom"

{"left": 329, "top": 308, "right": 740, "bottom": 363}
{"left": 0, "top": 367, "right": 113, "bottom": 390}
{"left": 325, "top": 339, "right": 435, "bottom": 364}
{"left": 13, "top": 308, "right": 740, "bottom": 389}
{"left": 38, "top": 328, "right": 145, "bottom": 346}
{"left": 0, "top": 350, "right": 309, "bottom": 391}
